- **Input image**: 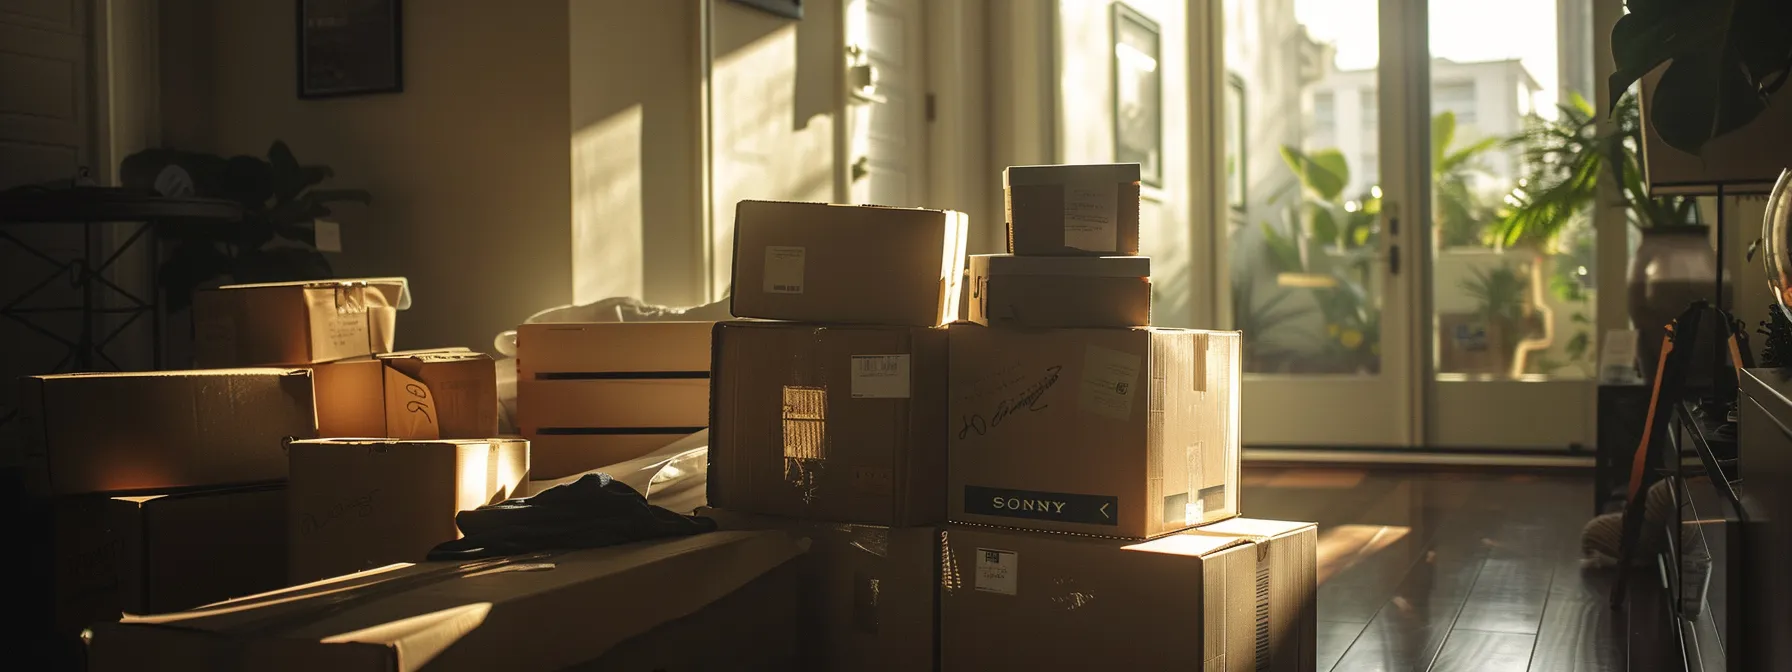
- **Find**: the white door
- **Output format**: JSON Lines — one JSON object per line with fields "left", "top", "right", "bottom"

{"left": 845, "top": 0, "right": 928, "bottom": 208}
{"left": 1219, "top": 0, "right": 1423, "bottom": 447}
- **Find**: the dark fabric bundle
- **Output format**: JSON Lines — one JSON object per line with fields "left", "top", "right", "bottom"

{"left": 427, "top": 473, "right": 716, "bottom": 561}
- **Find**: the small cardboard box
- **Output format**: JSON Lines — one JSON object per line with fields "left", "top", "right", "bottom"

{"left": 517, "top": 321, "right": 714, "bottom": 478}
{"left": 193, "top": 277, "right": 410, "bottom": 367}
{"left": 710, "top": 321, "right": 948, "bottom": 526}
{"left": 729, "top": 200, "right": 968, "bottom": 326}
{"left": 286, "top": 438, "right": 529, "bottom": 584}
{"left": 86, "top": 531, "right": 808, "bottom": 672}
{"left": 27, "top": 486, "right": 287, "bottom": 667}
{"left": 968, "top": 254, "right": 1151, "bottom": 328}
{"left": 702, "top": 507, "right": 939, "bottom": 672}
{"left": 313, "top": 348, "right": 498, "bottom": 440}
{"left": 17, "top": 369, "right": 318, "bottom": 496}
{"left": 947, "top": 324, "right": 1240, "bottom": 538}
{"left": 1004, "top": 163, "right": 1142, "bottom": 256}
{"left": 940, "top": 519, "right": 1318, "bottom": 671}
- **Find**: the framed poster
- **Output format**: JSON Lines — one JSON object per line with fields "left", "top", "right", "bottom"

{"left": 1111, "top": 3, "right": 1162, "bottom": 188}
{"left": 298, "top": 0, "right": 404, "bottom": 99}
{"left": 731, "top": 0, "right": 802, "bottom": 20}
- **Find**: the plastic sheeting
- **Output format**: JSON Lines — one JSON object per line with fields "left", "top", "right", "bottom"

{"left": 526, "top": 429, "right": 710, "bottom": 515}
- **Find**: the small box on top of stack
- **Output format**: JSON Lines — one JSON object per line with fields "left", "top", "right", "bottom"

{"left": 708, "top": 199, "right": 966, "bottom": 671}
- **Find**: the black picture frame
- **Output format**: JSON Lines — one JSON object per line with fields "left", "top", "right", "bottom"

{"left": 731, "top": 0, "right": 803, "bottom": 20}
{"left": 297, "top": 0, "right": 404, "bottom": 99}
{"left": 1111, "top": 3, "right": 1162, "bottom": 188}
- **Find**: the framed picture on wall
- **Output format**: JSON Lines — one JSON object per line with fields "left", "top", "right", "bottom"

{"left": 1111, "top": 3, "right": 1162, "bottom": 188}
{"left": 730, "top": 0, "right": 802, "bottom": 20}
{"left": 297, "top": 0, "right": 404, "bottom": 99}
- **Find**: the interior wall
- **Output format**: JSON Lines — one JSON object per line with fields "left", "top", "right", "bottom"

{"left": 1057, "top": 0, "right": 1193, "bottom": 328}
{"left": 568, "top": 0, "right": 703, "bottom": 308}
{"left": 707, "top": 0, "right": 843, "bottom": 299}
{"left": 159, "top": 0, "right": 572, "bottom": 353}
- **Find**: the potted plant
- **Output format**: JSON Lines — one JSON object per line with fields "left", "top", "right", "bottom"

{"left": 120, "top": 141, "right": 370, "bottom": 310}
{"left": 1608, "top": 0, "right": 1792, "bottom": 157}
{"left": 1493, "top": 93, "right": 1703, "bottom": 379}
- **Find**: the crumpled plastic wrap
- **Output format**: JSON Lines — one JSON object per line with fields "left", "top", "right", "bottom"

{"left": 526, "top": 429, "right": 710, "bottom": 515}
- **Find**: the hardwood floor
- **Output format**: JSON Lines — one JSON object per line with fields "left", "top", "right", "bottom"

{"left": 1241, "top": 467, "right": 1627, "bottom": 671}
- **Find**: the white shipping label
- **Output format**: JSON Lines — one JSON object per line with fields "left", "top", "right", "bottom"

{"left": 1078, "top": 345, "right": 1142, "bottom": 420}
{"left": 763, "top": 246, "right": 807, "bottom": 294}
{"left": 851, "top": 354, "right": 911, "bottom": 399}
{"left": 1062, "top": 180, "right": 1119, "bottom": 252}
{"left": 314, "top": 219, "right": 343, "bottom": 252}
{"left": 974, "top": 548, "right": 1018, "bottom": 596}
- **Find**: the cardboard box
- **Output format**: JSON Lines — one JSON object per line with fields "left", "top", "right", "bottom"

{"left": 968, "top": 254, "right": 1152, "bottom": 328}
{"left": 517, "top": 322, "right": 714, "bottom": 478}
{"left": 86, "top": 531, "right": 808, "bottom": 672}
{"left": 24, "top": 486, "right": 287, "bottom": 668}
{"left": 1004, "top": 163, "right": 1142, "bottom": 256}
{"left": 729, "top": 200, "right": 969, "bottom": 326}
{"left": 108, "top": 485, "right": 289, "bottom": 614}
{"left": 710, "top": 321, "right": 948, "bottom": 526}
{"left": 313, "top": 348, "right": 498, "bottom": 440}
{"left": 702, "top": 508, "right": 938, "bottom": 672}
{"left": 193, "top": 277, "right": 410, "bottom": 367}
{"left": 939, "top": 518, "right": 1318, "bottom": 671}
{"left": 286, "top": 438, "right": 529, "bottom": 583}
{"left": 17, "top": 369, "right": 318, "bottom": 496}
{"left": 947, "top": 324, "right": 1240, "bottom": 538}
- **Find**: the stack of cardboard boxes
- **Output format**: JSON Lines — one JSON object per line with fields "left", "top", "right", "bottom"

{"left": 705, "top": 169, "right": 1319, "bottom": 670}
{"left": 14, "top": 277, "right": 526, "bottom": 667}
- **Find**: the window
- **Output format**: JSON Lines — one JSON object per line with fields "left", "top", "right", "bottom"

{"left": 1434, "top": 81, "right": 1476, "bottom": 124}
{"left": 1313, "top": 90, "right": 1334, "bottom": 133}
{"left": 1361, "top": 89, "right": 1378, "bottom": 128}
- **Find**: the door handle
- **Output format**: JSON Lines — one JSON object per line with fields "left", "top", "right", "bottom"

{"left": 1389, "top": 244, "right": 1400, "bottom": 276}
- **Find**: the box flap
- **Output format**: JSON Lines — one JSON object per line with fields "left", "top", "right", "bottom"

{"left": 973, "top": 254, "right": 1150, "bottom": 278}
{"left": 1193, "top": 517, "right": 1315, "bottom": 541}
{"left": 289, "top": 438, "right": 523, "bottom": 448}
{"left": 1003, "top": 163, "right": 1141, "bottom": 187}
{"left": 1123, "top": 531, "right": 1251, "bottom": 558}
{"left": 90, "top": 532, "right": 806, "bottom": 671}
{"left": 32, "top": 368, "right": 310, "bottom": 380}
{"left": 217, "top": 277, "right": 412, "bottom": 310}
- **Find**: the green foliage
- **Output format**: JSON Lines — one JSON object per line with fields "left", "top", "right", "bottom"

{"left": 120, "top": 141, "right": 370, "bottom": 309}
{"left": 1431, "top": 111, "right": 1502, "bottom": 248}
{"left": 1608, "top": 0, "right": 1792, "bottom": 155}
{"left": 1492, "top": 92, "right": 1700, "bottom": 251}
{"left": 1461, "top": 264, "right": 1529, "bottom": 325}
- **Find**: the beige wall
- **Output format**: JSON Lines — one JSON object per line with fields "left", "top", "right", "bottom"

{"left": 161, "top": 0, "right": 573, "bottom": 353}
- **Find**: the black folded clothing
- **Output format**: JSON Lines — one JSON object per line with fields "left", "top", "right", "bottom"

{"left": 427, "top": 473, "right": 716, "bottom": 561}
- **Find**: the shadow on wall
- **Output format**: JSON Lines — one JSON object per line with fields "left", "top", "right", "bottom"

{"left": 708, "top": 0, "right": 842, "bottom": 300}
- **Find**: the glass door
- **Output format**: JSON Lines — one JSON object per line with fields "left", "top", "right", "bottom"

{"left": 1423, "top": 0, "right": 1599, "bottom": 449}
{"left": 1222, "top": 0, "right": 1423, "bottom": 446}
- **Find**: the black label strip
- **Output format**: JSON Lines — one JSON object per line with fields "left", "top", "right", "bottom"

{"left": 963, "top": 486, "right": 1119, "bottom": 526}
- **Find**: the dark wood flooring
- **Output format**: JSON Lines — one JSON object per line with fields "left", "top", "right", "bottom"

{"left": 1241, "top": 466, "right": 1646, "bottom": 672}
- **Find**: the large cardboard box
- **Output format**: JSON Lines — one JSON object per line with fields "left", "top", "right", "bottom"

{"left": 1004, "top": 163, "right": 1142, "bottom": 256}
{"left": 967, "top": 254, "right": 1151, "bottom": 328}
{"left": 313, "top": 348, "right": 498, "bottom": 440}
{"left": 193, "top": 277, "right": 410, "bottom": 367}
{"left": 940, "top": 518, "right": 1318, "bottom": 671}
{"left": 23, "top": 486, "right": 287, "bottom": 669}
{"left": 702, "top": 508, "right": 938, "bottom": 672}
{"left": 86, "top": 531, "right": 808, "bottom": 672}
{"left": 729, "top": 200, "right": 969, "bottom": 326}
{"left": 517, "top": 321, "right": 714, "bottom": 478}
{"left": 17, "top": 369, "right": 318, "bottom": 496}
{"left": 710, "top": 321, "right": 949, "bottom": 526}
{"left": 948, "top": 325, "right": 1240, "bottom": 538}
{"left": 286, "top": 438, "right": 529, "bottom": 583}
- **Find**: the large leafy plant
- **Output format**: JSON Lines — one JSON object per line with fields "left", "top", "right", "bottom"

{"left": 121, "top": 141, "right": 370, "bottom": 309}
{"left": 1608, "top": 0, "right": 1792, "bottom": 155}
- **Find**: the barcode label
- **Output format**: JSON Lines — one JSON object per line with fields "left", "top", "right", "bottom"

{"left": 763, "top": 246, "right": 806, "bottom": 294}
{"left": 974, "top": 548, "right": 1018, "bottom": 595}
{"left": 851, "top": 354, "right": 911, "bottom": 399}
